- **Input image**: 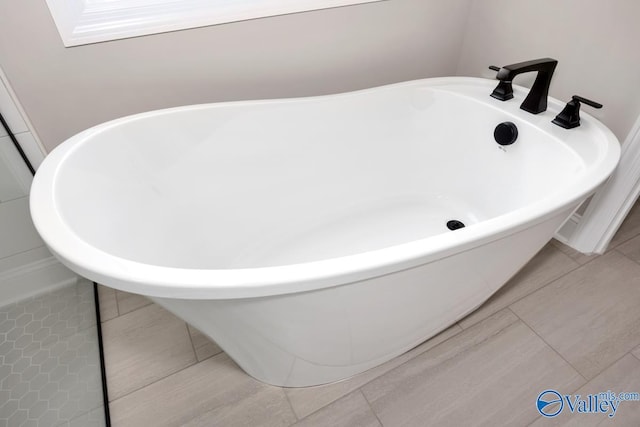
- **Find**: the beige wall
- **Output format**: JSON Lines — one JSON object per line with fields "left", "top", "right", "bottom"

{"left": 0, "top": 0, "right": 471, "bottom": 151}
{"left": 3, "top": 0, "right": 637, "bottom": 150}
{"left": 457, "top": 0, "right": 640, "bottom": 142}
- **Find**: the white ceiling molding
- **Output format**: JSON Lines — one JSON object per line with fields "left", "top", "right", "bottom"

{"left": 45, "top": 0, "right": 383, "bottom": 47}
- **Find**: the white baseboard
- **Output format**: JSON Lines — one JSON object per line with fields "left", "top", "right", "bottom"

{"left": 562, "top": 114, "right": 640, "bottom": 254}
{"left": 0, "top": 255, "right": 79, "bottom": 307}
{"left": 554, "top": 212, "right": 582, "bottom": 244}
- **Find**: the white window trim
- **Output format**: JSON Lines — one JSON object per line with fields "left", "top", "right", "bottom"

{"left": 45, "top": 0, "right": 383, "bottom": 47}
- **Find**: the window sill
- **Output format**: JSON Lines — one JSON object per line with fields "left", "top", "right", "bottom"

{"left": 45, "top": 0, "right": 383, "bottom": 47}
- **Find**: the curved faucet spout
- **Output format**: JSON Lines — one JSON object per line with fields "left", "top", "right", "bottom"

{"left": 491, "top": 58, "right": 558, "bottom": 114}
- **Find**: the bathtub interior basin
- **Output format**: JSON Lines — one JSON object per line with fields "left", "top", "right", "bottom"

{"left": 31, "top": 78, "right": 618, "bottom": 299}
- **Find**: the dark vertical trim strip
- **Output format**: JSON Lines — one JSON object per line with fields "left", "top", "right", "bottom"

{"left": 1, "top": 106, "right": 111, "bottom": 426}
{"left": 0, "top": 111, "right": 36, "bottom": 175}
{"left": 93, "top": 282, "right": 112, "bottom": 427}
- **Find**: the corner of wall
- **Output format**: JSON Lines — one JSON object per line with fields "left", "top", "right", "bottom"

{"left": 0, "top": 64, "right": 48, "bottom": 162}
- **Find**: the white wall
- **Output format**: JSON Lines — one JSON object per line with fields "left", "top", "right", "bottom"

{"left": 457, "top": 0, "right": 640, "bottom": 142}
{"left": 0, "top": 70, "right": 76, "bottom": 306}
{"left": 0, "top": 0, "right": 472, "bottom": 151}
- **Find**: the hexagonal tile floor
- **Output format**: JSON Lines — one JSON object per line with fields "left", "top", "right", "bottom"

{"left": 0, "top": 280, "right": 106, "bottom": 426}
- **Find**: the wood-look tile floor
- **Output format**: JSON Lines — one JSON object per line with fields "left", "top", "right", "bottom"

{"left": 99, "top": 202, "right": 640, "bottom": 426}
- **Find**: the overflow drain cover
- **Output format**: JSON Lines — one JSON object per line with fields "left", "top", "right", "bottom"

{"left": 447, "top": 220, "right": 466, "bottom": 231}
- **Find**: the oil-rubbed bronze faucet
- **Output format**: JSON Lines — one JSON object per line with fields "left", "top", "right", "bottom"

{"left": 552, "top": 95, "right": 603, "bottom": 129}
{"left": 489, "top": 58, "right": 558, "bottom": 114}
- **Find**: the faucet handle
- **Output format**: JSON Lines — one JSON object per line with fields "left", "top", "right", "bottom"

{"left": 552, "top": 95, "right": 603, "bottom": 129}
{"left": 488, "top": 65, "right": 513, "bottom": 101}
{"left": 572, "top": 95, "right": 603, "bottom": 109}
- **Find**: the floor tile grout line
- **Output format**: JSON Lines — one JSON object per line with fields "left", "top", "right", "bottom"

{"left": 283, "top": 390, "right": 299, "bottom": 424}
{"left": 526, "top": 414, "right": 542, "bottom": 426}
{"left": 185, "top": 323, "right": 199, "bottom": 362}
{"left": 524, "top": 348, "right": 640, "bottom": 427}
{"left": 552, "top": 239, "right": 608, "bottom": 268}
{"left": 567, "top": 251, "right": 600, "bottom": 267}
{"left": 292, "top": 313, "right": 524, "bottom": 426}
{"left": 285, "top": 324, "right": 466, "bottom": 422}
{"left": 583, "top": 251, "right": 640, "bottom": 369}
{"left": 191, "top": 348, "right": 223, "bottom": 364}
{"left": 54, "top": 402, "right": 105, "bottom": 427}
{"left": 289, "top": 389, "right": 384, "bottom": 427}
{"left": 607, "top": 227, "right": 640, "bottom": 252}
{"left": 113, "top": 297, "right": 153, "bottom": 318}
{"left": 113, "top": 298, "right": 120, "bottom": 317}
{"left": 113, "top": 288, "right": 121, "bottom": 317}
{"left": 582, "top": 350, "right": 640, "bottom": 387}
{"left": 507, "top": 246, "right": 640, "bottom": 371}
{"left": 613, "top": 247, "right": 640, "bottom": 268}
{"left": 100, "top": 299, "right": 154, "bottom": 326}
{"left": 360, "top": 388, "right": 385, "bottom": 426}
{"left": 97, "top": 285, "right": 119, "bottom": 320}
{"left": 551, "top": 241, "right": 598, "bottom": 267}
{"left": 97, "top": 293, "right": 117, "bottom": 323}
{"left": 290, "top": 314, "right": 524, "bottom": 423}
{"left": 444, "top": 312, "right": 523, "bottom": 365}
{"left": 459, "top": 256, "right": 585, "bottom": 330}
{"left": 511, "top": 307, "right": 631, "bottom": 427}
{"left": 609, "top": 203, "right": 640, "bottom": 247}
{"left": 106, "top": 354, "right": 210, "bottom": 404}
{"left": 507, "top": 307, "right": 588, "bottom": 387}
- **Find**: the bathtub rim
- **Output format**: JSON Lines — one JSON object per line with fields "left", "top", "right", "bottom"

{"left": 30, "top": 77, "right": 621, "bottom": 300}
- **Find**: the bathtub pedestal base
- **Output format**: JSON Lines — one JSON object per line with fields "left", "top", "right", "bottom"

{"left": 152, "top": 210, "right": 571, "bottom": 387}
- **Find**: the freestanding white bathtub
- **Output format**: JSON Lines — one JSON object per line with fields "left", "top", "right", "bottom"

{"left": 30, "top": 77, "right": 619, "bottom": 387}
